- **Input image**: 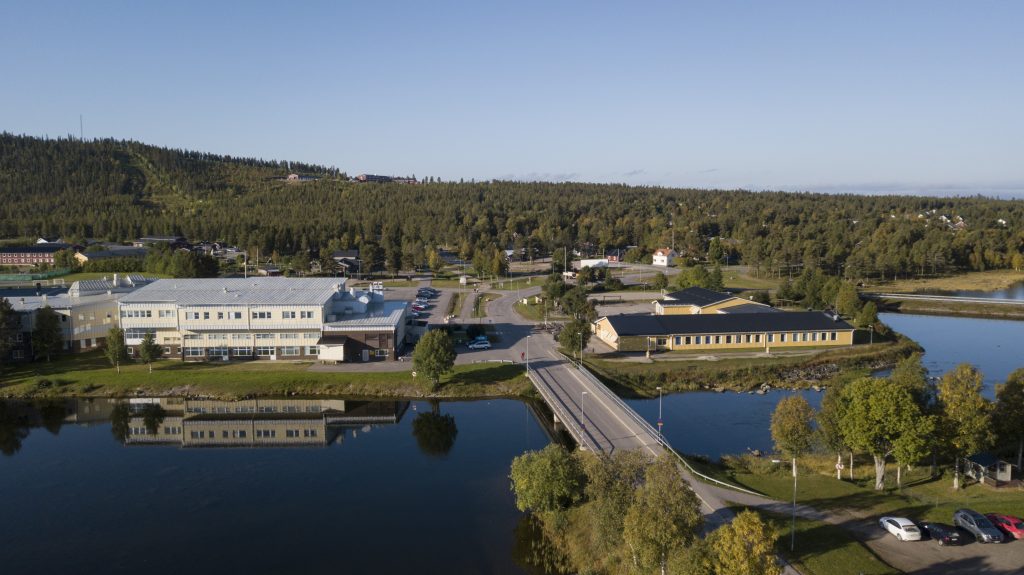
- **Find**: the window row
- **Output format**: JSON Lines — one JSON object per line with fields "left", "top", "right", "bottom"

{"left": 668, "top": 331, "right": 840, "bottom": 346}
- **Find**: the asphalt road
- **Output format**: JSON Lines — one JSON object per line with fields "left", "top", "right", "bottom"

{"left": 385, "top": 283, "right": 1024, "bottom": 574}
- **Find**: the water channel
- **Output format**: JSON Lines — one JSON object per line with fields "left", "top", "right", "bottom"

{"left": 2, "top": 307, "right": 1022, "bottom": 573}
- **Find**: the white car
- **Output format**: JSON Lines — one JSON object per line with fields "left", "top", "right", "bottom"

{"left": 467, "top": 340, "right": 491, "bottom": 350}
{"left": 879, "top": 517, "right": 922, "bottom": 541}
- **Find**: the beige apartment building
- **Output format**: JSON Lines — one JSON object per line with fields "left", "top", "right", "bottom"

{"left": 117, "top": 278, "right": 407, "bottom": 361}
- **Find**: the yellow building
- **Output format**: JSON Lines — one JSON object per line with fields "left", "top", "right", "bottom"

{"left": 654, "top": 286, "right": 771, "bottom": 315}
{"left": 593, "top": 311, "right": 855, "bottom": 352}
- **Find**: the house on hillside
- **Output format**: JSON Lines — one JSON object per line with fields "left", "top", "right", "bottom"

{"left": 331, "top": 250, "right": 361, "bottom": 275}
{"left": 652, "top": 248, "right": 677, "bottom": 267}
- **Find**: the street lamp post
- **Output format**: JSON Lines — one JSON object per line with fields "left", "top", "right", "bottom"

{"left": 772, "top": 458, "right": 798, "bottom": 551}
{"left": 578, "top": 332, "right": 583, "bottom": 369}
{"left": 526, "top": 335, "right": 531, "bottom": 372}
{"left": 580, "top": 391, "right": 588, "bottom": 432}
{"left": 868, "top": 324, "right": 874, "bottom": 345}
{"left": 656, "top": 386, "right": 663, "bottom": 438}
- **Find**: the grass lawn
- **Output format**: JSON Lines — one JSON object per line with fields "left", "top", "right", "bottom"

{"left": 585, "top": 337, "right": 914, "bottom": 394}
{"left": 447, "top": 291, "right": 466, "bottom": 317}
{"left": 739, "top": 507, "right": 899, "bottom": 575}
{"left": 489, "top": 277, "right": 541, "bottom": 291}
{"left": 720, "top": 454, "right": 1024, "bottom": 524}
{"left": 514, "top": 301, "right": 569, "bottom": 322}
{"left": 878, "top": 297, "right": 1024, "bottom": 320}
{"left": 875, "top": 269, "right": 1024, "bottom": 293}
{"left": 471, "top": 292, "right": 501, "bottom": 318}
{"left": 350, "top": 279, "right": 419, "bottom": 288}
{"left": 431, "top": 278, "right": 480, "bottom": 288}
{"left": 721, "top": 265, "right": 783, "bottom": 291}
{"left": 1, "top": 351, "right": 532, "bottom": 400}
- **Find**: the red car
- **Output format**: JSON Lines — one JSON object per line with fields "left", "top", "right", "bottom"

{"left": 986, "top": 514, "right": 1024, "bottom": 539}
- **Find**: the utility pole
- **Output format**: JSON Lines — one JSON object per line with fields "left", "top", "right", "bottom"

{"left": 657, "top": 386, "right": 663, "bottom": 437}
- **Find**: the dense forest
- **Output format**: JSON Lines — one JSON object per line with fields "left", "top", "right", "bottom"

{"left": 2, "top": 133, "right": 1024, "bottom": 280}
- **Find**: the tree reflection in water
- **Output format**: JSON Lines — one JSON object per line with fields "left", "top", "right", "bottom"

{"left": 411, "top": 401, "right": 458, "bottom": 457}
{"left": 512, "top": 514, "right": 571, "bottom": 575}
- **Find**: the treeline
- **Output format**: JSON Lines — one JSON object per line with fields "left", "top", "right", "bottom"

{"left": 771, "top": 356, "right": 1024, "bottom": 492}
{"left": 53, "top": 245, "right": 218, "bottom": 278}
{"left": 3, "top": 133, "right": 1024, "bottom": 281}
{"left": 510, "top": 447, "right": 784, "bottom": 575}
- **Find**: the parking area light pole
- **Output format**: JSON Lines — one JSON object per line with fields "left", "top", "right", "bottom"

{"left": 772, "top": 458, "right": 798, "bottom": 551}
{"left": 656, "top": 386, "right": 663, "bottom": 438}
{"left": 580, "top": 391, "right": 588, "bottom": 432}
{"left": 526, "top": 335, "right": 531, "bottom": 372}
{"left": 578, "top": 332, "right": 583, "bottom": 369}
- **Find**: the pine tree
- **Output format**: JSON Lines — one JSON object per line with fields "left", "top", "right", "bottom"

{"left": 138, "top": 331, "right": 163, "bottom": 373}
{"left": 31, "top": 306, "right": 63, "bottom": 362}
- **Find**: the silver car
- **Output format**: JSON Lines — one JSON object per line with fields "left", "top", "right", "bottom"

{"left": 953, "top": 509, "right": 1003, "bottom": 543}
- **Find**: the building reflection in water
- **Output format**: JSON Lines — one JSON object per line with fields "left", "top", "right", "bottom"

{"left": 123, "top": 398, "right": 409, "bottom": 448}
{"left": 0, "top": 397, "right": 409, "bottom": 453}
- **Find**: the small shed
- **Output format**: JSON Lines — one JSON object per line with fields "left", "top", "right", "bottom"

{"left": 965, "top": 453, "right": 1015, "bottom": 486}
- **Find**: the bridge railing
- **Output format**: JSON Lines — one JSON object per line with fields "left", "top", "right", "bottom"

{"left": 575, "top": 361, "right": 763, "bottom": 497}
{"left": 527, "top": 369, "right": 601, "bottom": 452}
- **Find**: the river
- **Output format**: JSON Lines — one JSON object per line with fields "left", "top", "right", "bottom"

{"left": 2, "top": 308, "right": 1022, "bottom": 573}
{"left": 0, "top": 398, "right": 548, "bottom": 575}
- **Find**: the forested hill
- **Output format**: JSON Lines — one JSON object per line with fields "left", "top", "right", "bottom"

{"left": 2, "top": 132, "right": 1024, "bottom": 280}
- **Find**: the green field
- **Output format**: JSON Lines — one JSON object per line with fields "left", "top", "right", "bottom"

{"left": 877, "top": 269, "right": 1024, "bottom": 293}
{"left": 742, "top": 508, "right": 899, "bottom": 575}
{"left": 721, "top": 265, "right": 784, "bottom": 291}
{"left": 0, "top": 351, "right": 532, "bottom": 400}
{"left": 489, "top": 277, "right": 541, "bottom": 291}
{"left": 718, "top": 454, "right": 1024, "bottom": 524}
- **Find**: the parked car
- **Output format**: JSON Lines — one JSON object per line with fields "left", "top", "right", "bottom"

{"left": 411, "top": 305, "right": 427, "bottom": 312}
{"left": 918, "top": 522, "right": 963, "bottom": 546}
{"left": 953, "top": 509, "right": 1004, "bottom": 543}
{"left": 467, "top": 340, "right": 491, "bottom": 350}
{"left": 986, "top": 514, "right": 1024, "bottom": 540}
{"left": 879, "top": 517, "right": 922, "bottom": 541}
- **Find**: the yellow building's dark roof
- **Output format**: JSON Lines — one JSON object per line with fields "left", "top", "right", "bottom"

{"left": 602, "top": 311, "right": 853, "bottom": 337}
{"left": 662, "top": 287, "right": 735, "bottom": 307}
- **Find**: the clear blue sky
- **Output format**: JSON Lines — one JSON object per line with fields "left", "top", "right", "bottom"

{"left": 2, "top": 1, "right": 1022, "bottom": 195}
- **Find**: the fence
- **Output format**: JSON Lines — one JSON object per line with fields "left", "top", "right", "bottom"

{"left": 0, "top": 268, "right": 71, "bottom": 282}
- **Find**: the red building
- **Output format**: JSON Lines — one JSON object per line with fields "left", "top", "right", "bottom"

{"left": 0, "top": 244, "right": 70, "bottom": 266}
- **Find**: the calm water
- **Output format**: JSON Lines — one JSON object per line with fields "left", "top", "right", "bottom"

{"left": 3, "top": 310, "right": 1021, "bottom": 572}
{"left": 0, "top": 398, "right": 549, "bottom": 575}
{"left": 948, "top": 281, "right": 1024, "bottom": 300}
{"left": 623, "top": 311, "right": 1024, "bottom": 458}
{"left": 880, "top": 312, "right": 1024, "bottom": 396}
{"left": 628, "top": 389, "right": 822, "bottom": 460}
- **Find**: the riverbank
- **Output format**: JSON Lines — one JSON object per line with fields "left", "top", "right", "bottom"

{"left": 874, "top": 296, "right": 1024, "bottom": 320}
{"left": 869, "top": 269, "right": 1024, "bottom": 294}
{"left": 586, "top": 335, "right": 920, "bottom": 397}
{"left": 0, "top": 351, "right": 533, "bottom": 400}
